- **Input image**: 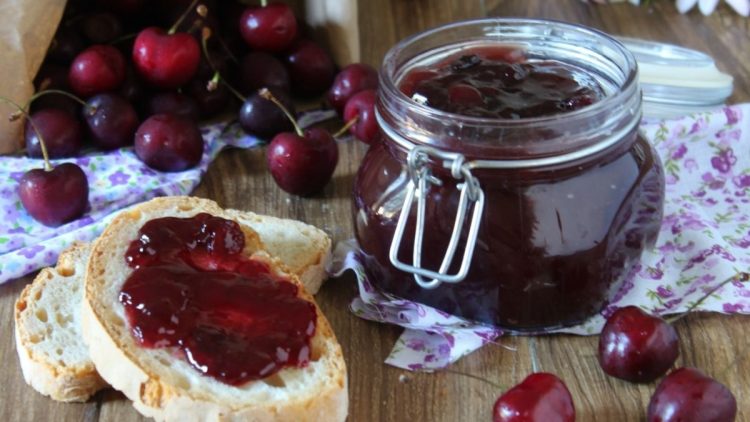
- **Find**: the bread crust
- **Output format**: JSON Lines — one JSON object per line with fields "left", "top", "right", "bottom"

{"left": 14, "top": 243, "right": 107, "bottom": 402}
{"left": 81, "top": 196, "right": 348, "bottom": 421}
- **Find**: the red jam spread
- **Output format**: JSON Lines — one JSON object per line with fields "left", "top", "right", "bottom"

{"left": 119, "top": 213, "right": 316, "bottom": 385}
{"left": 400, "top": 48, "right": 605, "bottom": 119}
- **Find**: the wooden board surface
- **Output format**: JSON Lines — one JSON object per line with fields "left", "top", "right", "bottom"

{"left": 1, "top": 1, "right": 749, "bottom": 420}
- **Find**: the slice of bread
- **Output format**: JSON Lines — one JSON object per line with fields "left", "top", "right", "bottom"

{"left": 14, "top": 242, "right": 107, "bottom": 402}
{"left": 14, "top": 199, "right": 332, "bottom": 404}
{"left": 81, "top": 196, "right": 347, "bottom": 421}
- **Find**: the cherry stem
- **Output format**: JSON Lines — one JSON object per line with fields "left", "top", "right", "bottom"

{"left": 0, "top": 96, "right": 52, "bottom": 171}
{"left": 665, "top": 272, "right": 749, "bottom": 324}
{"left": 259, "top": 88, "right": 303, "bottom": 137}
{"left": 109, "top": 32, "right": 137, "bottom": 45}
{"left": 201, "top": 28, "right": 245, "bottom": 102}
{"left": 333, "top": 116, "right": 358, "bottom": 138}
{"left": 25, "top": 89, "right": 93, "bottom": 114}
{"left": 169, "top": 0, "right": 201, "bottom": 34}
{"left": 441, "top": 368, "right": 504, "bottom": 390}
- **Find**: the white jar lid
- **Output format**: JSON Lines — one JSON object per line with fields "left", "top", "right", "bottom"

{"left": 617, "top": 37, "right": 734, "bottom": 118}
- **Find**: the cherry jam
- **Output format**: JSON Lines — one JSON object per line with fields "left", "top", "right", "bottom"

{"left": 354, "top": 19, "right": 665, "bottom": 331}
{"left": 400, "top": 49, "right": 605, "bottom": 119}
{"left": 120, "top": 213, "right": 317, "bottom": 385}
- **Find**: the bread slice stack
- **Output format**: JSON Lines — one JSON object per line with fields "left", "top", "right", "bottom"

{"left": 14, "top": 196, "right": 347, "bottom": 421}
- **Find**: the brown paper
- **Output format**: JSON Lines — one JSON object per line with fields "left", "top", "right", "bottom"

{"left": 0, "top": 0, "right": 65, "bottom": 153}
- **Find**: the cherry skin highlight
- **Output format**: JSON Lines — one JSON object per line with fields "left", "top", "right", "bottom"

{"left": 239, "top": 3, "right": 297, "bottom": 53}
{"left": 266, "top": 127, "right": 338, "bottom": 196}
{"left": 134, "top": 114, "right": 204, "bottom": 172}
{"left": 647, "top": 367, "right": 737, "bottom": 422}
{"left": 25, "top": 109, "right": 83, "bottom": 158}
{"left": 68, "top": 45, "right": 126, "bottom": 97}
{"left": 493, "top": 373, "right": 575, "bottom": 422}
{"left": 132, "top": 27, "right": 201, "bottom": 89}
{"left": 19, "top": 163, "right": 89, "bottom": 227}
{"left": 598, "top": 306, "right": 679, "bottom": 383}
{"left": 343, "top": 89, "right": 378, "bottom": 145}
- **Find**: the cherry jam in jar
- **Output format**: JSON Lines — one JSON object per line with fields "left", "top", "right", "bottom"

{"left": 353, "top": 19, "right": 665, "bottom": 331}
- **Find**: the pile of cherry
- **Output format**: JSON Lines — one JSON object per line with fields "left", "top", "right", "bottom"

{"left": 6, "top": 0, "right": 379, "bottom": 228}
{"left": 492, "top": 304, "right": 738, "bottom": 421}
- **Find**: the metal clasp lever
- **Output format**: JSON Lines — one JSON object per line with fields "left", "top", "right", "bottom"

{"left": 388, "top": 146, "right": 485, "bottom": 290}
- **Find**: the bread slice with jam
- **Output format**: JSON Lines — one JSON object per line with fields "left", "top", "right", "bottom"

{"left": 81, "top": 196, "right": 347, "bottom": 421}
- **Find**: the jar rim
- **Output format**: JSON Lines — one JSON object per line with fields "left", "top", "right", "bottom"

{"left": 379, "top": 17, "right": 639, "bottom": 129}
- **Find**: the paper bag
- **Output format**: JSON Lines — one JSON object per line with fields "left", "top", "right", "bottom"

{"left": 0, "top": 0, "right": 66, "bottom": 154}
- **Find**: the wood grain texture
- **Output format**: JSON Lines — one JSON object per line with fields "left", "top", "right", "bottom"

{"left": 1, "top": 1, "right": 749, "bottom": 421}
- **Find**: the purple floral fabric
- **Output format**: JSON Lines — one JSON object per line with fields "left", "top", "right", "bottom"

{"left": 0, "top": 111, "right": 335, "bottom": 283}
{"left": 331, "top": 104, "right": 750, "bottom": 371}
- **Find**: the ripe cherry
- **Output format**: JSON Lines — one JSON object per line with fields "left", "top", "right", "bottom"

{"left": 19, "top": 163, "right": 89, "bottom": 227}
{"left": 186, "top": 77, "right": 230, "bottom": 118}
{"left": 647, "top": 367, "right": 736, "bottom": 422}
{"left": 134, "top": 114, "right": 204, "bottom": 172}
{"left": 84, "top": 93, "right": 139, "bottom": 150}
{"left": 598, "top": 306, "right": 679, "bottom": 383}
{"left": 239, "top": 51, "right": 290, "bottom": 95}
{"left": 493, "top": 373, "right": 575, "bottom": 422}
{"left": 25, "top": 109, "right": 82, "bottom": 158}
{"left": 342, "top": 89, "right": 378, "bottom": 145}
{"left": 328, "top": 63, "right": 378, "bottom": 114}
{"left": 147, "top": 92, "right": 200, "bottom": 121}
{"left": 285, "top": 39, "right": 336, "bottom": 97}
{"left": 239, "top": 88, "right": 294, "bottom": 139}
{"left": 2, "top": 97, "right": 89, "bottom": 227}
{"left": 133, "top": 27, "right": 201, "bottom": 89}
{"left": 68, "top": 45, "right": 126, "bottom": 97}
{"left": 261, "top": 89, "right": 338, "bottom": 196}
{"left": 239, "top": 2, "right": 297, "bottom": 53}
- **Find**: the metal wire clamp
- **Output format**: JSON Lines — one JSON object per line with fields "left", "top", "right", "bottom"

{"left": 388, "top": 146, "right": 485, "bottom": 289}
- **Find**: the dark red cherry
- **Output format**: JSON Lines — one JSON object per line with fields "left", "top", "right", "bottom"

{"left": 493, "top": 373, "right": 575, "bottom": 422}
{"left": 19, "top": 163, "right": 89, "bottom": 227}
{"left": 69, "top": 45, "right": 126, "bottom": 97}
{"left": 147, "top": 92, "right": 200, "bottom": 121}
{"left": 328, "top": 63, "right": 378, "bottom": 114}
{"left": 84, "top": 93, "right": 139, "bottom": 150}
{"left": 647, "top": 367, "right": 737, "bottom": 422}
{"left": 239, "top": 3, "right": 297, "bottom": 52}
{"left": 343, "top": 89, "right": 378, "bottom": 145}
{"left": 81, "top": 12, "right": 123, "bottom": 44}
{"left": 134, "top": 114, "right": 204, "bottom": 172}
{"left": 238, "top": 89, "right": 294, "bottom": 139}
{"left": 47, "top": 27, "right": 84, "bottom": 64}
{"left": 239, "top": 52, "right": 290, "bottom": 95}
{"left": 598, "top": 306, "right": 679, "bottom": 383}
{"left": 267, "top": 127, "right": 338, "bottom": 196}
{"left": 285, "top": 39, "right": 336, "bottom": 97}
{"left": 133, "top": 27, "right": 201, "bottom": 89}
{"left": 25, "top": 109, "right": 83, "bottom": 158}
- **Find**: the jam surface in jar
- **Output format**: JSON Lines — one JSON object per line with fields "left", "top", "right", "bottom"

{"left": 120, "top": 213, "right": 317, "bottom": 385}
{"left": 400, "top": 48, "right": 606, "bottom": 119}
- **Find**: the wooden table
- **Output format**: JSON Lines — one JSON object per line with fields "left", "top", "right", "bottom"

{"left": 1, "top": 1, "right": 748, "bottom": 420}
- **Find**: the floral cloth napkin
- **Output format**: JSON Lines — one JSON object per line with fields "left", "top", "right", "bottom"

{"left": 330, "top": 104, "right": 750, "bottom": 371}
{"left": 0, "top": 111, "right": 335, "bottom": 284}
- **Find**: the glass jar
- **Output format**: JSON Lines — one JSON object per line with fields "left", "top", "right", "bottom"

{"left": 352, "top": 19, "right": 665, "bottom": 332}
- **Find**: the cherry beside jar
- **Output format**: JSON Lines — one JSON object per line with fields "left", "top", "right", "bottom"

{"left": 352, "top": 19, "right": 665, "bottom": 332}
